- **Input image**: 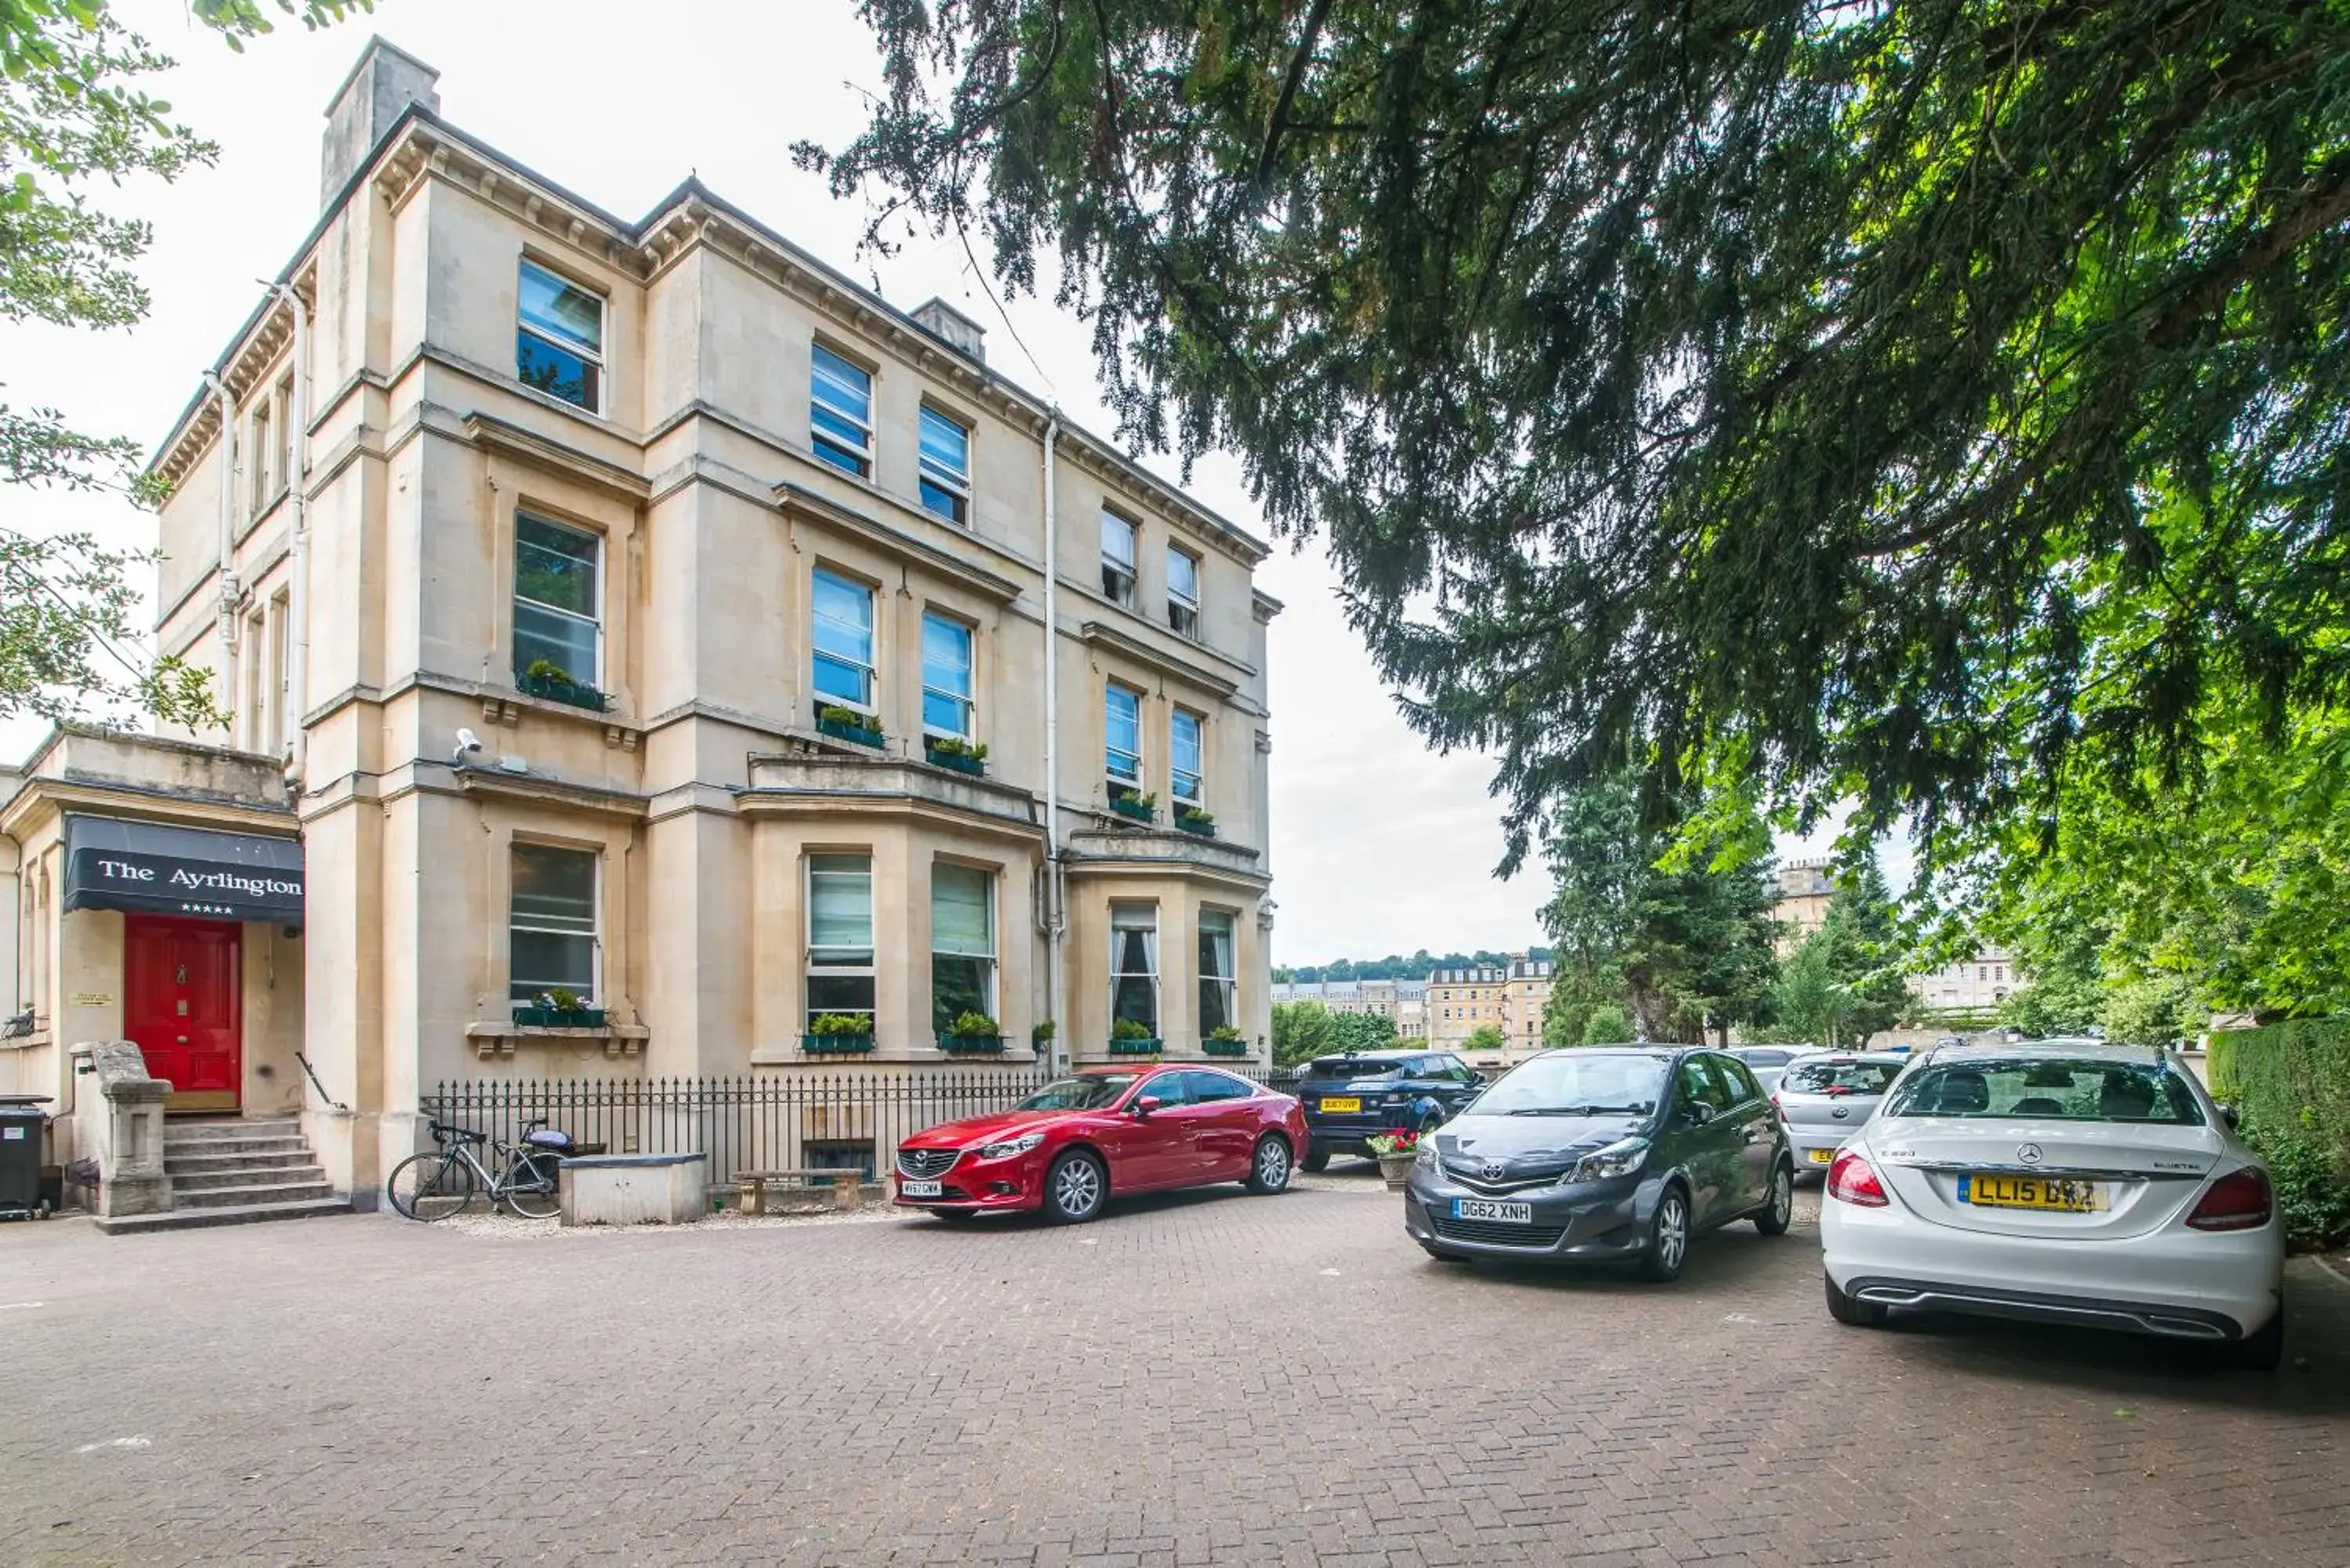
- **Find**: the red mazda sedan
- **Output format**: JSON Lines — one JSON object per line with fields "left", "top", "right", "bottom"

{"left": 894, "top": 1065, "right": 1309, "bottom": 1223}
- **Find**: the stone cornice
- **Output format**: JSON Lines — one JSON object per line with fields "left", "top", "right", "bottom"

{"left": 1079, "top": 621, "right": 1240, "bottom": 700}
{"left": 775, "top": 481, "right": 1025, "bottom": 605}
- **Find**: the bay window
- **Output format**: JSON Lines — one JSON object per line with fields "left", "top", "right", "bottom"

{"left": 1111, "top": 904, "right": 1159, "bottom": 1038}
{"left": 510, "top": 843, "right": 598, "bottom": 1007}
{"left": 931, "top": 863, "right": 996, "bottom": 1036}
{"left": 806, "top": 854, "right": 876, "bottom": 1030}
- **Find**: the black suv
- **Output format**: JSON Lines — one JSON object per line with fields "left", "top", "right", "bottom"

{"left": 1403, "top": 1046, "right": 1795, "bottom": 1281}
{"left": 1295, "top": 1049, "right": 1485, "bottom": 1171}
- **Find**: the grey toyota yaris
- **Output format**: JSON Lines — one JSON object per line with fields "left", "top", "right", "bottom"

{"left": 1404, "top": 1046, "right": 1795, "bottom": 1281}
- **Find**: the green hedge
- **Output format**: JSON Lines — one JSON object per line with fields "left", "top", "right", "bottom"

{"left": 2207, "top": 1020, "right": 2350, "bottom": 1249}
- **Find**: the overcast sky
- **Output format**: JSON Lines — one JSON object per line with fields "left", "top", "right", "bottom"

{"left": 0, "top": 0, "right": 1585, "bottom": 965}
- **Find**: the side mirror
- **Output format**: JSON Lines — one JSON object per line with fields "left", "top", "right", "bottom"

{"left": 2218, "top": 1103, "right": 2240, "bottom": 1130}
{"left": 1133, "top": 1095, "right": 1162, "bottom": 1118}
{"left": 1683, "top": 1102, "right": 1716, "bottom": 1127}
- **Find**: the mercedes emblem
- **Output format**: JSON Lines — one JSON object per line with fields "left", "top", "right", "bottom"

{"left": 2017, "top": 1143, "right": 2043, "bottom": 1165}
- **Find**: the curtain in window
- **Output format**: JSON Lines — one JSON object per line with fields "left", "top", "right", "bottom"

{"left": 1198, "top": 911, "right": 1235, "bottom": 1035}
{"left": 931, "top": 864, "right": 995, "bottom": 1033}
{"left": 808, "top": 854, "right": 873, "bottom": 959}
{"left": 1111, "top": 905, "right": 1159, "bottom": 1035}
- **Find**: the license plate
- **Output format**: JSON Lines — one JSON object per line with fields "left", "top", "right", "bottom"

{"left": 1320, "top": 1097, "right": 1361, "bottom": 1114}
{"left": 901, "top": 1179, "right": 943, "bottom": 1198}
{"left": 1452, "top": 1198, "right": 1533, "bottom": 1223}
{"left": 1961, "top": 1173, "right": 2106, "bottom": 1212}
{"left": 1808, "top": 1147, "right": 1835, "bottom": 1164}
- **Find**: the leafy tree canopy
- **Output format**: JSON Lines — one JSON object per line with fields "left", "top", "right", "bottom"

{"left": 1, "top": 0, "right": 360, "bottom": 728}
{"left": 812, "top": 0, "right": 2350, "bottom": 876}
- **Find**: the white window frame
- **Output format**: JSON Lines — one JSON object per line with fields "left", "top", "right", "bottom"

{"left": 1104, "top": 681, "right": 1144, "bottom": 791}
{"left": 920, "top": 610, "right": 975, "bottom": 741}
{"left": 1101, "top": 511, "right": 1137, "bottom": 606}
{"left": 1170, "top": 708, "right": 1204, "bottom": 807}
{"left": 930, "top": 862, "right": 997, "bottom": 1031}
{"left": 1198, "top": 909, "right": 1236, "bottom": 1037}
{"left": 805, "top": 852, "right": 877, "bottom": 1030}
{"left": 516, "top": 259, "right": 606, "bottom": 415}
{"left": 812, "top": 567, "right": 878, "bottom": 716}
{"left": 249, "top": 400, "right": 273, "bottom": 517}
{"left": 1110, "top": 903, "right": 1160, "bottom": 1037}
{"left": 811, "top": 341, "right": 875, "bottom": 479}
{"left": 1167, "top": 544, "right": 1200, "bottom": 638}
{"left": 509, "top": 840, "right": 602, "bottom": 1006}
{"left": 513, "top": 511, "right": 605, "bottom": 690}
{"left": 917, "top": 405, "right": 971, "bottom": 525}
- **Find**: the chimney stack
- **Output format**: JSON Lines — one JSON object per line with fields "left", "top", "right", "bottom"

{"left": 320, "top": 38, "right": 440, "bottom": 206}
{"left": 911, "top": 298, "right": 987, "bottom": 363}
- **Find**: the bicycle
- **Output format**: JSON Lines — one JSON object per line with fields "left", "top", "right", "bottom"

{"left": 385, "top": 1118, "right": 582, "bottom": 1220}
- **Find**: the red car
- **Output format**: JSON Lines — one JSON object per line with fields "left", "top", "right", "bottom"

{"left": 894, "top": 1065, "right": 1309, "bottom": 1223}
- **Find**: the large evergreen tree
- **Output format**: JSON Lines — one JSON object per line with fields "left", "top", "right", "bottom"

{"left": 812, "top": 1, "right": 2350, "bottom": 875}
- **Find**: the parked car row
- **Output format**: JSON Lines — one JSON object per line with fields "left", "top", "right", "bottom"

{"left": 887, "top": 1035, "right": 2285, "bottom": 1369}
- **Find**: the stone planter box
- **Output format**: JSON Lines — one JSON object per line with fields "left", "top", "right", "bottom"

{"left": 559, "top": 1152, "right": 703, "bottom": 1227}
{"left": 803, "top": 1034, "right": 877, "bottom": 1054}
{"left": 517, "top": 670, "right": 608, "bottom": 711}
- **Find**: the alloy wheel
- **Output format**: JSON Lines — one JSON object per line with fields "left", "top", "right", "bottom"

{"left": 1253, "top": 1137, "right": 1290, "bottom": 1191}
{"left": 1053, "top": 1155, "right": 1102, "bottom": 1219}
{"left": 1654, "top": 1194, "right": 1688, "bottom": 1275}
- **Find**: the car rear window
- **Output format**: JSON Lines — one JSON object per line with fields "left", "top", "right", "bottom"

{"left": 1882, "top": 1059, "right": 2204, "bottom": 1125}
{"left": 1781, "top": 1060, "right": 1903, "bottom": 1095}
{"left": 1303, "top": 1057, "right": 1403, "bottom": 1079}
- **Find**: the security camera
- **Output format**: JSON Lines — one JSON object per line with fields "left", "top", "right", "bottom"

{"left": 454, "top": 728, "right": 485, "bottom": 764}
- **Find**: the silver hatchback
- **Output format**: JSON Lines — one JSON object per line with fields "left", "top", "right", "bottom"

{"left": 1773, "top": 1052, "right": 1907, "bottom": 1176}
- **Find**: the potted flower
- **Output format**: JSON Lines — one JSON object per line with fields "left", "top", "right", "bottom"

{"left": 1202, "top": 1024, "right": 1249, "bottom": 1057}
{"left": 1032, "top": 1019, "right": 1057, "bottom": 1052}
{"left": 1108, "top": 786, "right": 1156, "bottom": 824}
{"left": 1366, "top": 1127, "right": 1424, "bottom": 1192}
{"left": 512, "top": 987, "right": 606, "bottom": 1028}
{"left": 924, "top": 735, "right": 989, "bottom": 777}
{"left": 1175, "top": 806, "right": 1216, "bottom": 837}
{"left": 518, "top": 658, "right": 608, "bottom": 712}
{"left": 814, "top": 703, "right": 884, "bottom": 748}
{"left": 938, "top": 1010, "right": 1005, "bottom": 1053}
{"left": 1108, "top": 1017, "right": 1162, "bottom": 1056}
{"left": 803, "top": 1012, "right": 876, "bottom": 1053}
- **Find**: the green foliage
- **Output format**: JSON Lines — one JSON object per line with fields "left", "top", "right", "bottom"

{"left": 1204, "top": 1024, "right": 1246, "bottom": 1044}
{"left": 1270, "top": 999, "right": 1334, "bottom": 1067}
{"left": 1110, "top": 1017, "right": 1155, "bottom": 1042}
{"left": 1750, "top": 934, "right": 1845, "bottom": 1049}
{"left": 2208, "top": 1021, "right": 2350, "bottom": 1248}
{"left": 536, "top": 988, "right": 584, "bottom": 1014}
{"left": 1031, "top": 1018, "right": 1056, "bottom": 1045}
{"left": 926, "top": 735, "right": 989, "bottom": 761}
{"left": 1176, "top": 806, "right": 1214, "bottom": 828}
{"left": 947, "top": 1010, "right": 999, "bottom": 1039}
{"left": 1580, "top": 1005, "right": 1632, "bottom": 1046}
{"left": 1462, "top": 1024, "right": 1507, "bottom": 1056}
{"left": 523, "top": 658, "right": 574, "bottom": 685}
{"left": 1326, "top": 1010, "right": 1396, "bottom": 1055}
{"left": 816, "top": 703, "right": 878, "bottom": 733}
{"left": 810, "top": 1012, "right": 872, "bottom": 1038}
{"left": 815, "top": 1, "right": 2350, "bottom": 893}
{"left": 1280, "top": 948, "right": 1550, "bottom": 985}
{"left": 1, "top": 1, "right": 359, "bottom": 729}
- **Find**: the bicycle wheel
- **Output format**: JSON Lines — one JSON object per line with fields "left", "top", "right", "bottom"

{"left": 387, "top": 1150, "right": 475, "bottom": 1221}
{"left": 502, "top": 1151, "right": 562, "bottom": 1219}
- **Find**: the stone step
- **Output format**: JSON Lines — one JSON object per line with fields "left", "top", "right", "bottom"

{"left": 93, "top": 1198, "right": 352, "bottom": 1236}
{"left": 173, "top": 1180, "right": 337, "bottom": 1210}
{"left": 161, "top": 1137, "right": 312, "bottom": 1162}
{"left": 163, "top": 1118, "right": 301, "bottom": 1142}
{"left": 169, "top": 1162, "right": 327, "bottom": 1192}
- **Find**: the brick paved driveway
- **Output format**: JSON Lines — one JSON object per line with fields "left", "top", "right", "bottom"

{"left": 3, "top": 1171, "right": 2346, "bottom": 1567}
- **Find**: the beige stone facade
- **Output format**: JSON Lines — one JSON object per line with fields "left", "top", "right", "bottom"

{"left": 1, "top": 41, "right": 1277, "bottom": 1204}
{"left": 1429, "top": 955, "right": 1553, "bottom": 1061}
{"left": 1267, "top": 977, "right": 1430, "bottom": 1040}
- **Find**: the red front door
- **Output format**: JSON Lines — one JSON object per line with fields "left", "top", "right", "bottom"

{"left": 124, "top": 916, "right": 242, "bottom": 1111}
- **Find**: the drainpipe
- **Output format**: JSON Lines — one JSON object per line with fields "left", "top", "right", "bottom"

{"left": 1040, "top": 411, "right": 1066, "bottom": 1075}
{"left": 203, "top": 372, "right": 241, "bottom": 666}
{"left": 274, "top": 284, "right": 311, "bottom": 787}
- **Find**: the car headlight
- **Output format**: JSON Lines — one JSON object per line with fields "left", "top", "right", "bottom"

{"left": 1413, "top": 1140, "right": 1439, "bottom": 1168}
{"left": 974, "top": 1131, "right": 1047, "bottom": 1160}
{"left": 1567, "top": 1136, "right": 1650, "bottom": 1183}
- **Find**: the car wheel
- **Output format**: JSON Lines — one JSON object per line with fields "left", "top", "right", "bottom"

{"left": 1245, "top": 1133, "right": 1293, "bottom": 1194}
{"left": 1753, "top": 1162, "right": 1795, "bottom": 1236}
{"left": 1824, "top": 1272, "right": 1889, "bottom": 1328}
{"left": 1417, "top": 1111, "right": 1444, "bottom": 1136}
{"left": 2216, "top": 1302, "right": 2284, "bottom": 1371}
{"left": 1043, "top": 1150, "right": 1107, "bottom": 1224}
{"left": 1300, "top": 1144, "right": 1330, "bottom": 1174}
{"left": 1636, "top": 1184, "right": 1691, "bottom": 1283}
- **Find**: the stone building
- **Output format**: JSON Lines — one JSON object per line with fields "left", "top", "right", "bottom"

{"left": 0, "top": 39, "right": 1278, "bottom": 1209}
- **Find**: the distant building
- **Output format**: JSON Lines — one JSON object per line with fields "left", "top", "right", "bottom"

{"left": 1910, "top": 950, "right": 2016, "bottom": 1015}
{"left": 1773, "top": 856, "right": 1836, "bottom": 952}
{"left": 1429, "top": 955, "right": 1553, "bottom": 1060}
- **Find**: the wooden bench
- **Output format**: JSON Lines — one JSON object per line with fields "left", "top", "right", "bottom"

{"left": 734, "top": 1169, "right": 870, "bottom": 1216}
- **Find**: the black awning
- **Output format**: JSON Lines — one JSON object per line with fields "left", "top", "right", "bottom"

{"left": 63, "top": 815, "right": 304, "bottom": 923}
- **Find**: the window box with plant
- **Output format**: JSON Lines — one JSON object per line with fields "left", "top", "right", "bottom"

{"left": 803, "top": 1013, "right": 876, "bottom": 1053}
{"left": 1108, "top": 1017, "right": 1162, "bottom": 1056}
{"left": 1108, "top": 786, "right": 1155, "bottom": 825}
{"left": 512, "top": 988, "right": 606, "bottom": 1029}
{"left": 517, "top": 659, "right": 607, "bottom": 713}
{"left": 814, "top": 703, "right": 884, "bottom": 749}
{"left": 924, "top": 735, "right": 987, "bottom": 777}
{"left": 1202, "top": 1025, "right": 1249, "bottom": 1057}
{"left": 938, "top": 1011, "right": 1006, "bottom": 1053}
{"left": 1175, "top": 807, "right": 1215, "bottom": 837}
